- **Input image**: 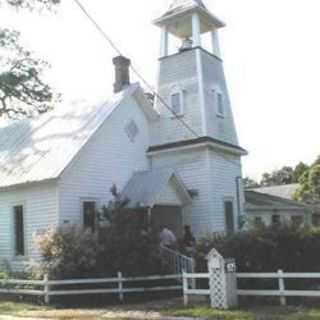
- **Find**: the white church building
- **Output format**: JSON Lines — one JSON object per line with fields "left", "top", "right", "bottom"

{"left": 0, "top": 0, "right": 247, "bottom": 270}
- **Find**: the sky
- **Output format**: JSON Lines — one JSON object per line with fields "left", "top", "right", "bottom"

{"left": 1, "top": 0, "right": 320, "bottom": 181}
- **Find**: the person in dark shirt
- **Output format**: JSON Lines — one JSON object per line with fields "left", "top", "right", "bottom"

{"left": 183, "top": 225, "right": 196, "bottom": 255}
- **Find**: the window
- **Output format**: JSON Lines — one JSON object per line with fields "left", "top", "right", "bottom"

{"left": 125, "top": 120, "right": 139, "bottom": 143}
{"left": 292, "top": 216, "right": 303, "bottom": 227}
{"left": 170, "top": 86, "right": 184, "bottom": 116}
{"left": 224, "top": 201, "right": 235, "bottom": 235}
{"left": 14, "top": 205, "right": 25, "bottom": 256}
{"left": 83, "top": 201, "right": 96, "bottom": 232}
{"left": 312, "top": 214, "right": 320, "bottom": 227}
{"left": 217, "top": 92, "right": 224, "bottom": 116}
{"left": 272, "top": 214, "right": 281, "bottom": 226}
{"left": 255, "top": 216, "right": 263, "bottom": 226}
{"left": 213, "top": 88, "right": 224, "bottom": 117}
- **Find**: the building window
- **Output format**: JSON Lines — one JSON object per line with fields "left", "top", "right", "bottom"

{"left": 125, "top": 120, "right": 139, "bottom": 143}
{"left": 213, "top": 88, "right": 224, "bottom": 117}
{"left": 13, "top": 205, "right": 25, "bottom": 256}
{"left": 83, "top": 201, "right": 96, "bottom": 232}
{"left": 312, "top": 214, "right": 320, "bottom": 227}
{"left": 292, "top": 215, "right": 303, "bottom": 227}
{"left": 272, "top": 214, "right": 281, "bottom": 226}
{"left": 224, "top": 201, "right": 235, "bottom": 235}
{"left": 254, "top": 216, "right": 264, "bottom": 226}
{"left": 170, "top": 86, "right": 184, "bottom": 116}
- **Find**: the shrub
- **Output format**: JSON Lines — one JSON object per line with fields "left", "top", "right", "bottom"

{"left": 33, "top": 186, "right": 167, "bottom": 279}
{"left": 196, "top": 224, "right": 320, "bottom": 273}
{"left": 33, "top": 226, "right": 99, "bottom": 279}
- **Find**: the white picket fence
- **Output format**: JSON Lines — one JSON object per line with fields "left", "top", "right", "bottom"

{"left": 0, "top": 273, "right": 182, "bottom": 304}
{"left": 238, "top": 271, "right": 320, "bottom": 306}
{"left": 182, "top": 271, "right": 320, "bottom": 306}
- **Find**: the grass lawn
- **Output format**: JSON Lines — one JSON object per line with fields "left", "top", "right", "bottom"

{"left": 164, "top": 305, "right": 320, "bottom": 319}
{"left": 2, "top": 300, "right": 320, "bottom": 319}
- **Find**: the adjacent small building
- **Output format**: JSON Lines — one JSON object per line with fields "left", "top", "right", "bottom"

{"left": 245, "top": 189, "right": 310, "bottom": 227}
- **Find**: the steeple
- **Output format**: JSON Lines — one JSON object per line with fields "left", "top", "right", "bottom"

{"left": 154, "top": 0, "right": 225, "bottom": 58}
{"left": 151, "top": 0, "right": 243, "bottom": 152}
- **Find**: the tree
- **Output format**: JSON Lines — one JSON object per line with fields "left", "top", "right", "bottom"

{"left": 1, "top": 0, "right": 60, "bottom": 10}
{"left": 260, "top": 166, "right": 295, "bottom": 187}
{"left": 0, "top": 0, "right": 60, "bottom": 118}
{"left": 295, "top": 164, "right": 320, "bottom": 203}
{"left": 243, "top": 177, "right": 259, "bottom": 189}
{"left": 293, "top": 162, "right": 309, "bottom": 183}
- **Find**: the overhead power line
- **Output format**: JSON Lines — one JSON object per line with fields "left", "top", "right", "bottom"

{"left": 72, "top": 0, "right": 199, "bottom": 139}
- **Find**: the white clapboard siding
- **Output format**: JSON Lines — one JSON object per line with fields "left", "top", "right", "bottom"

{"left": 201, "top": 50, "right": 239, "bottom": 146}
{"left": 151, "top": 149, "right": 213, "bottom": 238}
{"left": 0, "top": 181, "right": 58, "bottom": 270}
{"left": 58, "top": 95, "right": 150, "bottom": 224}
{"left": 151, "top": 49, "right": 203, "bottom": 146}
{"left": 208, "top": 149, "right": 244, "bottom": 232}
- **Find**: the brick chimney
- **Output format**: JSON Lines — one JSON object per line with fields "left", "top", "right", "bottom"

{"left": 113, "top": 56, "right": 131, "bottom": 93}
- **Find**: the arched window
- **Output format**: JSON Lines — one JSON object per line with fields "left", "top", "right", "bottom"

{"left": 170, "top": 86, "right": 184, "bottom": 116}
{"left": 212, "top": 87, "right": 225, "bottom": 117}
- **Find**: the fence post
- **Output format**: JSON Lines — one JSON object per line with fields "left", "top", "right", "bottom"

{"left": 44, "top": 274, "right": 50, "bottom": 305}
{"left": 182, "top": 271, "right": 188, "bottom": 306}
{"left": 118, "top": 272, "right": 124, "bottom": 302}
{"left": 278, "top": 270, "right": 286, "bottom": 306}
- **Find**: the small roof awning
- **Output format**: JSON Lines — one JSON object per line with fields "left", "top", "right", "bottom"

{"left": 121, "top": 168, "right": 192, "bottom": 209}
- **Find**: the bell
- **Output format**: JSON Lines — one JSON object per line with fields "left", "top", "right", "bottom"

{"left": 180, "top": 38, "right": 193, "bottom": 52}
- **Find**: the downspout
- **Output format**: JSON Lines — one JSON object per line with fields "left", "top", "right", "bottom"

{"left": 235, "top": 176, "right": 242, "bottom": 229}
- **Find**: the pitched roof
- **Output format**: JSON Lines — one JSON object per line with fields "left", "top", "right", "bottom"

{"left": 168, "top": 0, "right": 206, "bottom": 12}
{"left": 0, "top": 84, "right": 154, "bottom": 189}
{"left": 121, "top": 168, "right": 192, "bottom": 208}
{"left": 250, "top": 184, "right": 300, "bottom": 200}
{"left": 245, "top": 190, "right": 307, "bottom": 212}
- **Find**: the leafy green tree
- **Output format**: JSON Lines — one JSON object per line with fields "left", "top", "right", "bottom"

{"left": 260, "top": 166, "right": 295, "bottom": 187}
{"left": 293, "top": 162, "right": 309, "bottom": 183}
{"left": 243, "top": 177, "right": 259, "bottom": 188}
{"left": 0, "top": 0, "right": 60, "bottom": 118}
{"left": 295, "top": 164, "right": 320, "bottom": 203}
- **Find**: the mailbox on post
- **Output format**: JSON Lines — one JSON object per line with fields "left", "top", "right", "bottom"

{"left": 206, "top": 249, "right": 238, "bottom": 309}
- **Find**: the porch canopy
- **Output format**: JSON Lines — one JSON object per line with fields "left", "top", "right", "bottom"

{"left": 121, "top": 168, "right": 192, "bottom": 209}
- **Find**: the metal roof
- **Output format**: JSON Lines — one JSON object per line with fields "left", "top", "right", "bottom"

{"left": 168, "top": 0, "right": 206, "bottom": 12}
{"left": 0, "top": 84, "right": 141, "bottom": 189}
{"left": 121, "top": 168, "right": 192, "bottom": 208}
{"left": 245, "top": 190, "right": 307, "bottom": 211}
{"left": 250, "top": 184, "right": 300, "bottom": 200}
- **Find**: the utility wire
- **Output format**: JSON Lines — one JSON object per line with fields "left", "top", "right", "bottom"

{"left": 72, "top": 0, "right": 244, "bottom": 169}
{"left": 73, "top": 0, "right": 199, "bottom": 138}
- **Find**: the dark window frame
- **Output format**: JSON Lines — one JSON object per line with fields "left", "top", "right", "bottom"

{"left": 272, "top": 214, "right": 281, "bottom": 226}
{"left": 83, "top": 201, "right": 97, "bottom": 232}
{"left": 224, "top": 200, "right": 235, "bottom": 235}
{"left": 13, "top": 205, "right": 25, "bottom": 257}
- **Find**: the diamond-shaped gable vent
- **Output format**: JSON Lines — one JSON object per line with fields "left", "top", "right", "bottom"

{"left": 125, "top": 120, "right": 139, "bottom": 143}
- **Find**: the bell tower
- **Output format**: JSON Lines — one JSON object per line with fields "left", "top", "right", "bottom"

{"left": 151, "top": 0, "right": 243, "bottom": 152}
{"left": 148, "top": 0, "right": 247, "bottom": 237}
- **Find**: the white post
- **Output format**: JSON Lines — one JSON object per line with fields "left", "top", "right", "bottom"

{"left": 160, "top": 26, "right": 169, "bottom": 58}
{"left": 278, "top": 270, "right": 286, "bottom": 306}
{"left": 192, "top": 13, "right": 202, "bottom": 48}
{"left": 211, "top": 29, "right": 221, "bottom": 58}
{"left": 183, "top": 272, "right": 189, "bottom": 306}
{"left": 118, "top": 272, "right": 124, "bottom": 302}
{"left": 44, "top": 274, "right": 50, "bottom": 305}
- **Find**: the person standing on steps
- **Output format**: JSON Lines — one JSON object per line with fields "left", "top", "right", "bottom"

{"left": 183, "top": 225, "right": 196, "bottom": 256}
{"left": 159, "top": 225, "right": 177, "bottom": 249}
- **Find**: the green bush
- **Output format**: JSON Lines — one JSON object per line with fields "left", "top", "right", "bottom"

{"left": 196, "top": 225, "right": 320, "bottom": 273}
{"left": 33, "top": 226, "right": 99, "bottom": 279}
{"left": 33, "top": 187, "right": 167, "bottom": 279}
